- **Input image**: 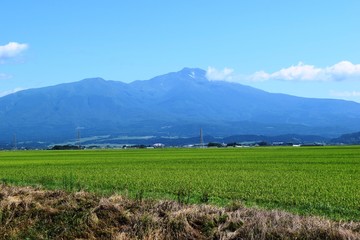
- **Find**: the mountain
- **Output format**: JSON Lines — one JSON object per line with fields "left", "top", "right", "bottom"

{"left": 330, "top": 132, "right": 360, "bottom": 145}
{"left": 1, "top": 67, "right": 360, "bottom": 146}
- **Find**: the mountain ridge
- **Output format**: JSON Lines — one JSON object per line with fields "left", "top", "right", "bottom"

{"left": 0, "top": 67, "right": 360, "bottom": 145}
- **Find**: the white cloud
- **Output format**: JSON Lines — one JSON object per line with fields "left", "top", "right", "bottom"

{"left": 0, "top": 73, "right": 13, "bottom": 80}
{"left": 206, "top": 67, "right": 234, "bottom": 81}
{"left": 206, "top": 61, "right": 360, "bottom": 83}
{"left": 0, "top": 87, "right": 25, "bottom": 97}
{"left": 329, "top": 90, "right": 360, "bottom": 98}
{"left": 325, "top": 61, "right": 360, "bottom": 81}
{"left": 250, "top": 61, "right": 360, "bottom": 82}
{"left": 0, "top": 42, "right": 28, "bottom": 62}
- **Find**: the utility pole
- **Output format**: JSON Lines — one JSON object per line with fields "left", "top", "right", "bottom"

{"left": 76, "top": 127, "right": 84, "bottom": 149}
{"left": 200, "top": 128, "right": 204, "bottom": 147}
{"left": 13, "top": 133, "right": 17, "bottom": 150}
{"left": 77, "top": 128, "right": 81, "bottom": 149}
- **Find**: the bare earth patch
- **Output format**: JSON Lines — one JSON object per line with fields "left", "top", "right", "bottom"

{"left": 0, "top": 184, "right": 359, "bottom": 239}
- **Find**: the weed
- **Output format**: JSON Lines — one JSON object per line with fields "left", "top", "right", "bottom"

{"left": 135, "top": 189, "right": 144, "bottom": 202}
{"left": 176, "top": 187, "right": 191, "bottom": 205}
{"left": 0, "top": 185, "right": 359, "bottom": 239}
{"left": 200, "top": 190, "right": 210, "bottom": 203}
{"left": 38, "top": 176, "right": 55, "bottom": 187}
{"left": 217, "top": 213, "right": 228, "bottom": 224}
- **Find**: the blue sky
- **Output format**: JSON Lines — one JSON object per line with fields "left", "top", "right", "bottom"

{"left": 1, "top": 1, "right": 360, "bottom": 102}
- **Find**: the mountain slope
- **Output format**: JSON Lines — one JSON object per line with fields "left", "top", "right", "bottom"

{"left": 0, "top": 68, "right": 360, "bottom": 144}
{"left": 330, "top": 132, "right": 360, "bottom": 144}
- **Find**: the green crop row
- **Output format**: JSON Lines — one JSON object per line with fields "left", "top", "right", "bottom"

{"left": 0, "top": 146, "right": 359, "bottom": 221}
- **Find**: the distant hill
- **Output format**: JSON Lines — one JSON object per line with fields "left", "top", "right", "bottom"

{"left": 330, "top": 132, "right": 360, "bottom": 145}
{"left": 1, "top": 67, "right": 360, "bottom": 146}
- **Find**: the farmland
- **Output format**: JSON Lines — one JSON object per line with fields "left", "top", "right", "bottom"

{"left": 0, "top": 146, "right": 359, "bottom": 221}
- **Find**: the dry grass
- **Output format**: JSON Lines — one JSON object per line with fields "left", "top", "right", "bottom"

{"left": 0, "top": 184, "right": 359, "bottom": 239}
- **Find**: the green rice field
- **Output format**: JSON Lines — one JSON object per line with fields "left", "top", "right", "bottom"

{"left": 0, "top": 146, "right": 359, "bottom": 221}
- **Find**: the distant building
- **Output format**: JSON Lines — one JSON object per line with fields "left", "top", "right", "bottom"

{"left": 153, "top": 143, "right": 165, "bottom": 148}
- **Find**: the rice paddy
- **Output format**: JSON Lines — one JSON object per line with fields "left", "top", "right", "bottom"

{"left": 0, "top": 146, "right": 359, "bottom": 220}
